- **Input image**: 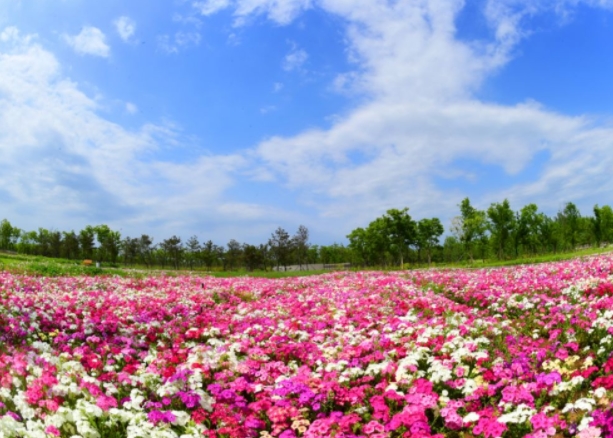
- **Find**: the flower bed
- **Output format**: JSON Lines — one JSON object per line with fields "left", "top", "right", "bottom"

{"left": 1, "top": 255, "right": 613, "bottom": 437}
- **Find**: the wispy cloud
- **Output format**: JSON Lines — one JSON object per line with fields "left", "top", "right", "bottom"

{"left": 114, "top": 16, "right": 136, "bottom": 42}
{"left": 0, "top": 28, "right": 247, "bottom": 238}
{"left": 282, "top": 42, "right": 308, "bottom": 72}
{"left": 158, "top": 31, "right": 201, "bottom": 53}
{"left": 125, "top": 102, "right": 138, "bottom": 114}
{"left": 193, "top": 0, "right": 613, "bottom": 229}
{"left": 64, "top": 26, "right": 110, "bottom": 57}
{"left": 193, "top": 0, "right": 231, "bottom": 16}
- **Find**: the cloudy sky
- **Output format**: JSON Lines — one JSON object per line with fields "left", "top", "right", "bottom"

{"left": 1, "top": 0, "right": 613, "bottom": 245}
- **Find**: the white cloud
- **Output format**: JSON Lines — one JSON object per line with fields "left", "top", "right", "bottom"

{"left": 260, "top": 105, "right": 277, "bottom": 114}
{"left": 64, "top": 26, "right": 110, "bottom": 57}
{"left": 194, "top": 0, "right": 312, "bottom": 25}
{"left": 125, "top": 102, "right": 138, "bottom": 114}
{"left": 114, "top": 16, "right": 136, "bottom": 42}
{"left": 158, "top": 31, "right": 201, "bottom": 53}
{"left": 0, "top": 28, "right": 250, "bottom": 240}
{"left": 193, "top": 0, "right": 232, "bottom": 16}
{"left": 193, "top": 0, "right": 613, "bottom": 230}
{"left": 282, "top": 43, "right": 308, "bottom": 71}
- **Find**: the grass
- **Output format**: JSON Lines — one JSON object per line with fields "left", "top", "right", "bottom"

{"left": 1, "top": 245, "right": 612, "bottom": 278}
{"left": 423, "top": 245, "right": 613, "bottom": 270}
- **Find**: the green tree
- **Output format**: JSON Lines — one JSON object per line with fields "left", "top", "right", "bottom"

{"left": 417, "top": 218, "right": 444, "bottom": 265}
{"left": 93, "top": 225, "right": 121, "bottom": 264}
{"left": 79, "top": 226, "right": 96, "bottom": 260}
{"left": 0, "top": 219, "right": 20, "bottom": 251}
{"left": 453, "top": 198, "right": 487, "bottom": 262}
{"left": 161, "top": 235, "right": 183, "bottom": 269}
{"left": 487, "top": 199, "right": 515, "bottom": 259}
{"left": 62, "top": 231, "right": 80, "bottom": 260}
{"left": 593, "top": 205, "right": 613, "bottom": 246}
{"left": 120, "top": 236, "right": 140, "bottom": 266}
{"left": 557, "top": 202, "right": 581, "bottom": 250}
{"left": 292, "top": 225, "right": 310, "bottom": 270}
{"left": 138, "top": 234, "right": 154, "bottom": 268}
{"left": 382, "top": 208, "right": 417, "bottom": 269}
{"left": 225, "top": 239, "right": 242, "bottom": 270}
{"left": 48, "top": 230, "right": 62, "bottom": 258}
{"left": 243, "top": 243, "right": 267, "bottom": 271}
{"left": 269, "top": 227, "right": 292, "bottom": 270}
{"left": 185, "top": 235, "right": 201, "bottom": 270}
{"left": 512, "top": 203, "right": 540, "bottom": 257}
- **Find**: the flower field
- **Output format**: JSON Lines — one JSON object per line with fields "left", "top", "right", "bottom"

{"left": 2, "top": 256, "right": 613, "bottom": 437}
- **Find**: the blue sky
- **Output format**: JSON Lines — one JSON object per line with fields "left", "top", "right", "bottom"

{"left": 1, "top": 0, "right": 613, "bottom": 245}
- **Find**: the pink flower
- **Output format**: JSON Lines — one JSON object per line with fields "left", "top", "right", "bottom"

{"left": 577, "top": 427, "right": 602, "bottom": 438}
{"left": 96, "top": 395, "right": 118, "bottom": 411}
{"left": 45, "top": 426, "right": 61, "bottom": 437}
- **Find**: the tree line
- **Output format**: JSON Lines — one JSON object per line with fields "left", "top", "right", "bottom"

{"left": 0, "top": 221, "right": 352, "bottom": 271}
{"left": 2, "top": 198, "right": 612, "bottom": 271}
{"left": 346, "top": 199, "right": 613, "bottom": 267}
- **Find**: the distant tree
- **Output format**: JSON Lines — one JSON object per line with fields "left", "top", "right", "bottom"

{"left": 382, "top": 208, "right": 416, "bottom": 268}
{"left": 79, "top": 226, "right": 96, "bottom": 260}
{"left": 487, "top": 199, "right": 515, "bottom": 259}
{"left": 138, "top": 234, "right": 154, "bottom": 268}
{"left": 243, "top": 243, "right": 266, "bottom": 271}
{"left": 442, "top": 236, "right": 463, "bottom": 263}
{"left": 186, "top": 235, "right": 201, "bottom": 270}
{"left": 94, "top": 225, "right": 121, "bottom": 264}
{"left": 36, "top": 228, "right": 52, "bottom": 257}
{"left": 269, "top": 227, "right": 292, "bottom": 270}
{"left": 62, "top": 231, "right": 80, "bottom": 260}
{"left": 121, "top": 236, "right": 140, "bottom": 266}
{"left": 593, "top": 205, "right": 613, "bottom": 246}
{"left": 453, "top": 198, "right": 487, "bottom": 262}
{"left": 17, "top": 230, "right": 38, "bottom": 255}
{"left": 48, "top": 230, "right": 62, "bottom": 258}
{"left": 292, "top": 225, "right": 310, "bottom": 269}
{"left": 417, "top": 218, "right": 444, "bottom": 265}
{"left": 225, "top": 239, "right": 242, "bottom": 270}
{"left": 201, "top": 240, "right": 219, "bottom": 270}
{"left": 0, "top": 219, "right": 20, "bottom": 251}
{"left": 161, "top": 236, "right": 183, "bottom": 269}
{"left": 347, "top": 228, "right": 369, "bottom": 267}
{"left": 513, "top": 203, "right": 540, "bottom": 257}
{"left": 557, "top": 202, "right": 581, "bottom": 250}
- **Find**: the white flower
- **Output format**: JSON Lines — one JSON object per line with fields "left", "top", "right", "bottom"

{"left": 463, "top": 412, "right": 480, "bottom": 423}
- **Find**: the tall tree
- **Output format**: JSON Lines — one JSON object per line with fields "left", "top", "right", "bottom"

{"left": 557, "top": 202, "right": 581, "bottom": 250}
{"left": 243, "top": 243, "right": 266, "bottom": 272}
{"left": 121, "top": 236, "right": 140, "bottom": 266}
{"left": 48, "top": 230, "right": 62, "bottom": 258}
{"left": 487, "top": 199, "right": 515, "bottom": 259}
{"left": 592, "top": 205, "right": 613, "bottom": 247}
{"left": 161, "top": 236, "right": 183, "bottom": 269}
{"left": 225, "top": 239, "right": 242, "bottom": 270}
{"left": 417, "top": 218, "right": 444, "bottom": 265}
{"left": 138, "top": 234, "right": 154, "bottom": 268}
{"left": 453, "top": 198, "right": 487, "bottom": 262}
{"left": 62, "top": 231, "right": 80, "bottom": 260}
{"left": 94, "top": 225, "right": 121, "bottom": 264}
{"left": 513, "top": 203, "right": 540, "bottom": 256}
{"left": 269, "top": 227, "right": 292, "bottom": 270}
{"left": 292, "top": 225, "right": 310, "bottom": 270}
{"left": 382, "top": 208, "right": 416, "bottom": 269}
{"left": 0, "top": 219, "right": 20, "bottom": 251}
{"left": 185, "top": 235, "right": 201, "bottom": 270}
{"left": 201, "top": 240, "right": 219, "bottom": 270}
{"left": 79, "top": 226, "right": 96, "bottom": 260}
